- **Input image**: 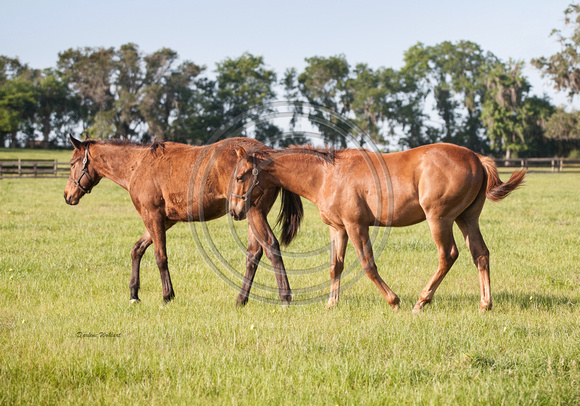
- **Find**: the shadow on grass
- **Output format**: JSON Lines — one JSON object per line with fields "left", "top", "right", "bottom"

{"left": 494, "top": 291, "right": 577, "bottom": 310}
{"left": 338, "top": 291, "right": 578, "bottom": 312}
{"left": 439, "top": 291, "right": 578, "bottom": 311}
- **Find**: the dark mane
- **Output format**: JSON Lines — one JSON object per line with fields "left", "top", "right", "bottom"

{"left": 251, "top": 144, "right": 340, "bottom": 165}
{"left": 286, "top": 144, "right": 339, "bottom": 164}
{"left": 82, "top": 137, "right": 165, "bottom": 153}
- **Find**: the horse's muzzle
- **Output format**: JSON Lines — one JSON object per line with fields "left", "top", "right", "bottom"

{"left": 64, "top": 192, "right": 79, "bottom": 206}
{"left": 230, "top": 209, "right": 246, "bottom": 221}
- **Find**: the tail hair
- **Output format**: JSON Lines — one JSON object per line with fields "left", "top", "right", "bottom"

{"left": 276, "top": 189, "right": 303, "bottom": 246}
{"left": 478, "top": 155, "right": 526, "bottom": 202}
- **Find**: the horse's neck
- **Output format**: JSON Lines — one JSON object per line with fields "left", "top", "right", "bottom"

{"left": 91, "top": 144, "right": 142, "bottom": 190}
{"left": 267, "top": 154, "right": 326, "bottom": 204}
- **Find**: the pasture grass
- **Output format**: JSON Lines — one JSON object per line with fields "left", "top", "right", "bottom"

{"left": 0, "top": 148, "right": 73, "bottom": 161}
{"left": 1, "top": 165, "right": 579, "bottom": 404}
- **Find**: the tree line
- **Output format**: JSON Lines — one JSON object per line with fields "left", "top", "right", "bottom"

{"left": 2, "top": 5, "right": 580, "bottom": 157}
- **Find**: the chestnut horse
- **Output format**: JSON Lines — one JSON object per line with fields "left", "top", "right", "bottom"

{"left": 64, "top": 136, "right": 303, "bottom": 305}
{"left": 229, "top": 143, "right": 525, "bottom": 312}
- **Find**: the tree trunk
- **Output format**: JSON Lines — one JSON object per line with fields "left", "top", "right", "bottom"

{"left": 504, "top": 148, "right": 512, "bottom": 166}
{"left": 10, "top": 130, "right": 18, "bottom": 148}
{"left": 42, "top": 116, "right": 51, "bottom": 149}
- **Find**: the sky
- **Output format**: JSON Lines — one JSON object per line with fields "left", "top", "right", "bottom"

{"left": 1, "top": 0, "right": 578, "bottom": 109}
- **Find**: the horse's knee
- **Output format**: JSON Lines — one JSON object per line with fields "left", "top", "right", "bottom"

{"left": 131, "top": 239, "right": 150, "bottom": 261}
{"left": 365, "top": 268, "right": 379, "bottom": 282}
{"left": 131, "top": 245, "right": 141, "bottom": 261}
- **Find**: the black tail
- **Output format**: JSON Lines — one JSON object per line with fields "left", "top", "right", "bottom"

{"left": 276, "top": 189, "right": 303, "bottom": 246}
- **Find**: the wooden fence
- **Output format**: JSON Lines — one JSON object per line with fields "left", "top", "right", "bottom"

{"left": 1, "top": 157, "right": 579, "bottom": 180}
{"left": 0, "top": 159, "right": 70, "bottom": 179}
{"left": 493, "top": 158, "right": 580, "bottom": 173}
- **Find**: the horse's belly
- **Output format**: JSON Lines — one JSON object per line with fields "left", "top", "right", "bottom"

{"left": 164, "top": 195, "right": 226, "bottom": 222}
{"left": 370, "top": 199, "right": 425, "bottom": 227}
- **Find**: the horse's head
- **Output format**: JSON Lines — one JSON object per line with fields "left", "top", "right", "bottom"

{"left": 228, "top": 147, "right": 267, "bottom": 221}
{"left": 64, "top": 135, "right": 101, "bottom": 205}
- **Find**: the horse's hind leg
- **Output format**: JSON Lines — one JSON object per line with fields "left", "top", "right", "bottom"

{"left": 131, "top": 220, "right": 176, "bottom": 302}
{"left": 130, "top": 231, "right": 152, "bottom": 302}
{"left": 456, "top": 216, "right": 491, "bottom": 311}
{"left": 327, "top": 226, "right": 348, "bottom": 308}
{"left": 142, "top": 216, "right": 177, "bottom": 303}
{"left": 347, "top": 224, "right": 400, "bottom": 310}
{"left": 413, "top": 218, "right": 459, "bottom": 313}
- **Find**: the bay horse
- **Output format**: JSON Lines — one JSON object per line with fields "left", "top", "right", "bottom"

{"left": 229, "top": 143, "right": 525, "bottom": 312}
{"left": 63, "top": 135, "right": 303, "bottom": 305}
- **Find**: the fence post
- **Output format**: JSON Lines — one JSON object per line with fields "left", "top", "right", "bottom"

{"left": 18, "top": 159, "right": 22, "bottom": 177}
{"left": 559, "top": 159, "right": 564, "bottom": 172}
{"left": 0, "top": 163, "right": 3, "bottom": 179}
{"left": 54, "top": 159, "right": 57, "bottom": 177}
{"left": 33, "top": 162, "right": 38, "bottom": 177}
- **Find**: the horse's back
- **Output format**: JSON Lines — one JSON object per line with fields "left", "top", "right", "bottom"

{"left": 130, "top": 138, "right": 264, "bottom": 222}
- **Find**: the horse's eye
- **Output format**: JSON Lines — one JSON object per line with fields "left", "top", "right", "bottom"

{"left": 236, "top": 177, "right": 242, "bottom": 182}
{"left": 70, "top": 163, "right": 74, "bottom": 167}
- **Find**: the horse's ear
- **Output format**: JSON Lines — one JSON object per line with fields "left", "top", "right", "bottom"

{"left": 235, "top": 147, "right": 247, "bottom": 160}
{"left": 70, "top": 134, "right": 82, "bottom": 150}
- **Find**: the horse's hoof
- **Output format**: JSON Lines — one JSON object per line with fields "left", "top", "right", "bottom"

{"left": 163, "top": 293, "right": 175, "bottom": 303}
{"left": 130, "top": 298, "right": 141, "bottom": 305}
{"left": 326, "top": 299, "right": 338, "bottom": 309}
{"left": 390, "top": 297, "right": 401, "bottom": 311}
{"left": 412, "top": 303, "right": 424, "bottom": 314}
{"left": 479, "top": 302, "right": 492, "bottom": 312}
{"left": 236, "top": 296, "right": 249, "bottom": 307}
{"left": 280, "top": 293, "right": 293, "bottom": 306}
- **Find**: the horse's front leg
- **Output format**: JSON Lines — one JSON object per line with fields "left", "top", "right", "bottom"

{"left": 327, "top": 226, "right": 348, "bottom": 308}
{"left": 236, "top": 225, "right": 263, "bottom": 307}
{"left": 346, "top": 224, "right": 400, "bottom": 310}
{"left": 143, "top": 215, "right": 176, "bottom": 302}
{"left": 130, "top": 231, "right": 152, "bottom": 302}
{"left": 246, "top": 207, "right": 292, "bottom": 305}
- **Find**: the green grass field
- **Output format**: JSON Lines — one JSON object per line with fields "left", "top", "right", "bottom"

{"left": 1, "top": 151, "right": 579, "bottom": 404}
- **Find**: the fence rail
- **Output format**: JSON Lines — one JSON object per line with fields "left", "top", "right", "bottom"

{"left": 0, "top": 159, "right": 70, "bottom": 179}
{"left": 1, "top": 157, "right": 580, "bottom": 179}
{"left": 494, "top": 158, "right": 580, "bottom": 172}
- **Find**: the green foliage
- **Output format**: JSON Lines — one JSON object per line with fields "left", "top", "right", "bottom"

{"left": 532, "top": 4, "right": 580, "bottom": 99}
{"left": 544, "top": 108, "right": 580, "bottom": 156}
{"left": 58, "top": 44, "right": 204, "bottom": 141}
{"left": 0, "top": 73, "right": 37, "bottom": 147}
{"left": 401, "top": 41, "right": 498, "bottom": 152}
{"left": 295, "top": 55, "right": 352, "bottom": 147}
{"left": 545, "top": 109, "right": 580, "bottom": 140}
{"left": 8, "top": 20, "right": 580, "bottom": 155}
{"left": 214, "top": 53, "right": 278, "bottom": 141}
{"left": 289, "top": 56, "right": 418, "bottom": 149}
{"left": 481, "top": 62, "right": 533, "bottom": 158}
